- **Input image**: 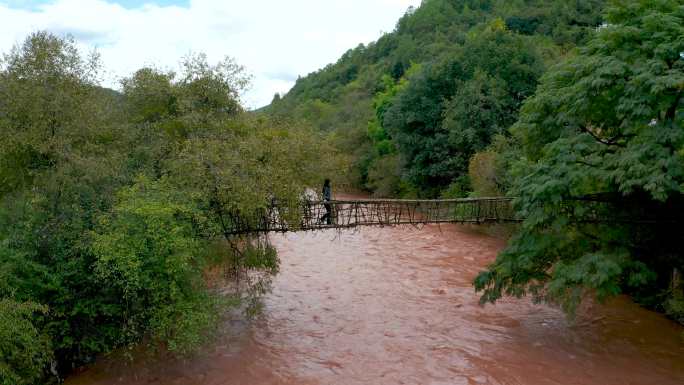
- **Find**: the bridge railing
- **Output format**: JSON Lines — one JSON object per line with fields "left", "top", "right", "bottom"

{"left": 224, "top": 197, "right": 518, "bottom": 235}
{"left": 220, "top": 195, "right": 684, "bottom": 235}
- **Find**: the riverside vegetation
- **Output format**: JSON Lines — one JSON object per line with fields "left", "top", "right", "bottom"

{"left": 0, "top": 32, "right": 339, "bottom": 383}
{"left": 2, "top": 0, "right": 683, "bottom": 383}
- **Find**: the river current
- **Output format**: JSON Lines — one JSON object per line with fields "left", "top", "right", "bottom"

{"left": 67, "top": 223, "right": 684, "bottom": 385}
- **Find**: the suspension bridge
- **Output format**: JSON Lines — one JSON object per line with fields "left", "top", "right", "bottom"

{"left": 219, "top": 194, "right": 683, "bottom": 235}
{"left": 223, "top": 198, "right": 515, "bottom": 235}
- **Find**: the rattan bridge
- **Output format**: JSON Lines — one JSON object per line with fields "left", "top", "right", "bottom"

{"left": 220, "top": 195, "right": 682, "bottom": 235}
{"left": 224, "top": 198, "right": 518, "bottom": 235}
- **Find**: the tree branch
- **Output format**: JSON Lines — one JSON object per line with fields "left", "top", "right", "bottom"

{"left": 579, "top": 124, "right": 628, "bottom": 147}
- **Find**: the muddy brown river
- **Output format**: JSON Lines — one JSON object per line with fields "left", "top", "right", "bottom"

{"left": 67, "top": 223, "right": 684, "bottom": 385}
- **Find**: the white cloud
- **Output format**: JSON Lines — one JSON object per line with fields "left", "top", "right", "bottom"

{"left": 0, "top": 0, "right": 421, "bottom": 108}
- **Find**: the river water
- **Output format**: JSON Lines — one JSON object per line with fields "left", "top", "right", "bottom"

{"left": 67, "top": 223, "right": 684, "bottom": 385}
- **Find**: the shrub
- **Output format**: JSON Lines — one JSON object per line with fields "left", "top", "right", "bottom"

{"left": 0, "top": 299, "right": 53, "bottom": 385}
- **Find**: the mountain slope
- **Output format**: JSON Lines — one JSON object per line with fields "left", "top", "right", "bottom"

{"left": 266, "top": 0, "right": 606, "bottom": 197}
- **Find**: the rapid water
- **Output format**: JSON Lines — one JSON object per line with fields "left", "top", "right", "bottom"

{"left": 67, "top": 224, "right": 684, "bottom": 385}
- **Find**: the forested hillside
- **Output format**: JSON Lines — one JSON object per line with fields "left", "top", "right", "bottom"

{"left": 268, "top": 0, "right": 684, "bottom": 332}
{"left": 267, "top": 0, "right": 606, "bottom": 197}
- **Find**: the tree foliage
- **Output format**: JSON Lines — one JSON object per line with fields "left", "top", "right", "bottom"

{"left": 475, "top": 0, "right": 684, "bottom": 313}
{"left": 0, "top": 32, "right": 336, "bottom": 383}
{"left": 0, "top": 299, "right": 53, "bottom": 385}
{"left": 382, "top": 21, "right": 544, "bottom": 195}
{"left": 267, "top": 0, "right": 605, "bottom": 197}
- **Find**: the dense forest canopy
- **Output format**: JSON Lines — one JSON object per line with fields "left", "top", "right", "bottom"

{"left": 267, "top": 0, "right": 607, "bottom": 197}
{"left": 0, "top": 32, "right": 338, "bottom": 384}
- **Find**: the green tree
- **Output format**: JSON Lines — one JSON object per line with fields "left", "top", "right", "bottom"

{"left": 91, "top": 176, "right": 222, "bottom": 354}
{"left": 383, "top": 21, "right": 543, "bottom": 196}
{"left": 0, "top": 31, "right": 102, "bottom": 196}
{"left": 121, "top": 67, "right": 177, "bottom": 124}
{"left": 0, "top": 31, "right": 338, "bottom": 382}
{"left": 442, "top": 71, "right": 513, "bottom": 171}
{"left": 475, "top": 0, "right": 684, "bottom": 314}
{"left": 0, "top": 299, "right": 53, "bottom": 385}
{"left": 0, "top": 32, "right": 128, "bottom": 375}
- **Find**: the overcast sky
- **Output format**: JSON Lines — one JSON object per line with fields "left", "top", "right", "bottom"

{"left": 0, "top": 0, "right": 421, "bottom": 108}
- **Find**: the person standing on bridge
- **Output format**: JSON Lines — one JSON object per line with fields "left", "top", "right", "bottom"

{"left": 320, "top": 179, "right": 332, "bottom": 225}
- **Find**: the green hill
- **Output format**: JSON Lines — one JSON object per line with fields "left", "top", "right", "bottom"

{"left": 266, "top": 0, "right": 606, "bottom": 197}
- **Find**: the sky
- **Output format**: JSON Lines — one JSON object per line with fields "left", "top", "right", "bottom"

{"left": 0, "top": 0, "right": 422, "bottom": 108}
